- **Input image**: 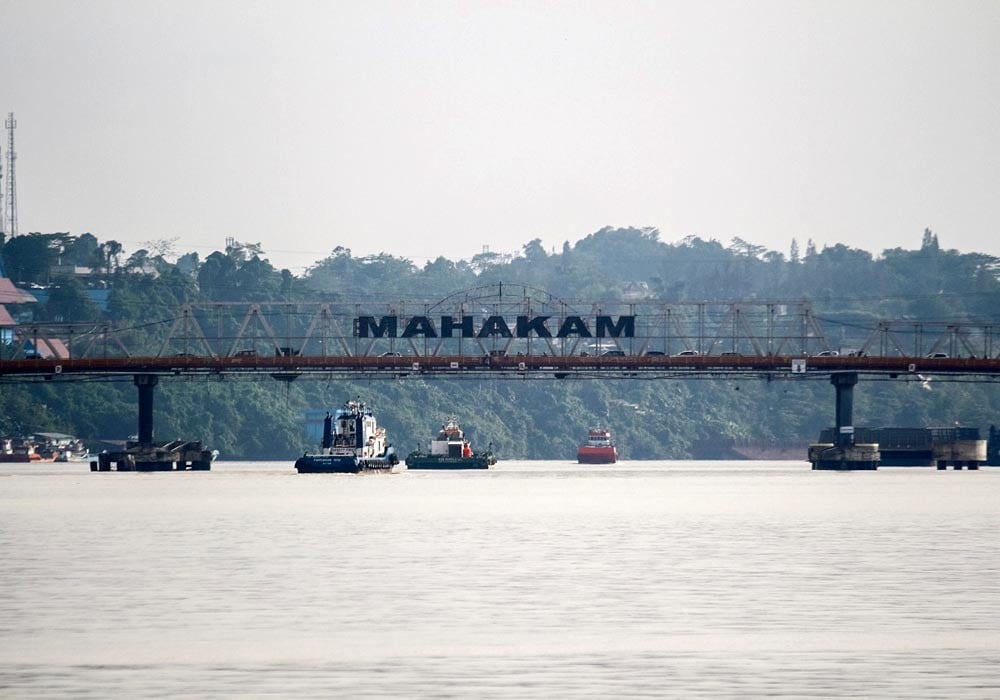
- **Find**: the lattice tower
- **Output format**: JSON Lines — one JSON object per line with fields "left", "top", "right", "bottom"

{"left": 4, "top": 112, "right": 17, "bottom": 238}
{"left": 1, "top": 137, "right": 5, "bottom": 240}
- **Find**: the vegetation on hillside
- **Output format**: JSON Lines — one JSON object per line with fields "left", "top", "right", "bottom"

{"left": 2, "top": 227, "right": 999, "bottom": 459}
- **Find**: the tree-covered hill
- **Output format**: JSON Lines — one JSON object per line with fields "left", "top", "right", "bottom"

{"left": 2, "top": 227, "right": 999, "bottom": 459}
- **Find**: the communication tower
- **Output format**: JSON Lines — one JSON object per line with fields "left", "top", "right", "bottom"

{"left": 1, "top": 137, "right": 5, "bottom": 240}
{"left": 4, "top": 112, "right": 17, "bottom": 239}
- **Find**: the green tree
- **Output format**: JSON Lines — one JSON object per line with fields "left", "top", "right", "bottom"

{"left": 2, "top": 233, "right": 60, "bottom": 284}
{"left": 197, "top": 251, "right": 238, "bottom": 301}
{"left": 38, "top": 276, "right": 101, "bottom": 322}
{"left": 101, "top": 240, "right": 123, "bottom": 282}
{"left": 65, "top": 233, "right": 101, "bottom": 267}
{"left": 124, "top": 249, "right": 151, "bottom": 274}
{"left": 921, "top": 227, "right": 940, "bottom": 252}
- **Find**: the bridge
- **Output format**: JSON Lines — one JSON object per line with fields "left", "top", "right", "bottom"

{"left": 3, "top": 284, "right": 999, "bottom": 469}
{"left": 2, "top": 349, "right": 1000, "bottom": 381}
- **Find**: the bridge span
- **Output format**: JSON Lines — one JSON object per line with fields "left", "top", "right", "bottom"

{"left": 2, "top": 352, "right": 1000, "bottom": 382}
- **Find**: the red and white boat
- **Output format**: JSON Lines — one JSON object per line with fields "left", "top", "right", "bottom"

{"left": 577, "top": 428, "right": 618, "bottom": 464}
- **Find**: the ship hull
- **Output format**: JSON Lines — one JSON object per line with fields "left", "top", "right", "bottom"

{"left": 405, "top": 453, "right": 496, "bottom": 470}
{"left": 295, "top": 454, "right": 398, "bottom": 474}
{"left": 577, "top": 447, "right": 618, "bottom": 464}
{"left": 0, "top": 454, "right": 57, "bottom": 463}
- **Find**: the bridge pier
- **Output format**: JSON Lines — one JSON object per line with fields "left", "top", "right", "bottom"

{"left": 809, "top": 372, "right": 880, "bottom": 470}
{"left": 832, "top": 371, "right": 855, "bottom": 447}
{"left": 135, "top": 374, "right": 158, "bottom": 445}
{"left": 90, "top": 373, "right": 216, "bottom": 472}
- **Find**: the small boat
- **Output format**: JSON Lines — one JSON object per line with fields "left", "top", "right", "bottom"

{"left": 405, "top": 417, "right": 497, "bottom": 470}
{"left": 577, "top": 427, "right": 618, "bottom": 464}
{"left": 1, "top": 434, "right": 83, "bottom": 463}
{"left": 295, "top": 400, "right": 399, "bottom": 474}
{"left": 0, "top": 436, "right": 47, "bottom": 463}
{"left": 51, "top": 436, "right": 91, "bottom": 462}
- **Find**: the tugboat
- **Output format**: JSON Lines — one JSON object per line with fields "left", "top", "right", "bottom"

{"left": 405, "top": 417, "right": 497, "bottom": 470}
{"left": 295, "top": 399, "right": 399, "bottom": 474}
{"left": 577, "top": 427, "right": 618, "bottom": 464}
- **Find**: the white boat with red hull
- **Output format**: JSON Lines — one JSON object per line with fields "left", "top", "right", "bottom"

{"left": 577, "top": 427, "right": 618, "bottom": 464}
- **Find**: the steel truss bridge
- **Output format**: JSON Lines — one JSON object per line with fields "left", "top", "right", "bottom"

{"left": 2, "top": 284, "right": 1000, "bottom": 383}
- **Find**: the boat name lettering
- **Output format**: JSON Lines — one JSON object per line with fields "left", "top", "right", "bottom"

{"left": 355, "top": 315, "right": 635, "bottom": 339}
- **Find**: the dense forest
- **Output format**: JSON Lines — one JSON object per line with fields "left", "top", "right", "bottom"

{"left": 2, "top": 227, "right": 999, "bottom": 459}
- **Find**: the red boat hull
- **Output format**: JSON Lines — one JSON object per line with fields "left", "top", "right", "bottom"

{"left": 577, "top": 446, "right": 618, "bottom": 464}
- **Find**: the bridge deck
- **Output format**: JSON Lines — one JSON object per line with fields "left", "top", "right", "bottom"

{"left": 3, "top": 354, "right": 1000, "bottom": 380}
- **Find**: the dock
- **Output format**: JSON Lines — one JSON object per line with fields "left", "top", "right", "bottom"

{"left": 815, "top": 426, "right": 987, "bottom": 469}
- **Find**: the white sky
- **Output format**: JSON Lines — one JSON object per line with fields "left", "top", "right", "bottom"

{"left": 2, "top": 0, "right": 999, "bottom": 272}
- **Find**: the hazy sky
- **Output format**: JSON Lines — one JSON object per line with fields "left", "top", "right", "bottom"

{"left": 2, "top": 0, "right": 999, "bottom": 272}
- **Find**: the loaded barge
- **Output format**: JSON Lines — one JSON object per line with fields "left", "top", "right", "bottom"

{"left": 405, "top": 417, "right": 497, "bottom": 469}
{"left": 296, "top": 400, "right": 399, "bottom": 473}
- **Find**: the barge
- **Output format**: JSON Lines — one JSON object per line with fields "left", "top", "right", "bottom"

{"left": 405, "top": 417, "right": 497, "bottom": 469}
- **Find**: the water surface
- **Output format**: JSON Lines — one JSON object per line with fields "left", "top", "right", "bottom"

{"left": 2, "top": 461, "right": 998, "bottom": 697}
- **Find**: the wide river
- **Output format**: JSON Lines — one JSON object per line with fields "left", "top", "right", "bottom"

{"left": 1, "top": 460, "right": 999, "bottom": 698}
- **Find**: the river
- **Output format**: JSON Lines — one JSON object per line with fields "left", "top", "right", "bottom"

{"left": 2, "top": 461, "right": 998, "bottom": 697}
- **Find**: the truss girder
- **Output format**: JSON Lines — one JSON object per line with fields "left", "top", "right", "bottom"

{"left": 6, "top": 284, "right": 999, "bottom": 362}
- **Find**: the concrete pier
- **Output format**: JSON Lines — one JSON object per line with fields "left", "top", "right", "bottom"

{"left": 89, "top": 374, "right": 216, "bottom": 472}
{"left": 809, "top": 372, "right": 880, "bottom": 470}
{"left": 135, "top": 374, "right": 158, "bottom": 446}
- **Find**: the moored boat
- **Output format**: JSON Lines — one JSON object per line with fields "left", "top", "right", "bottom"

{"left": 1, "top": 433, "right": 88, "bottom": 463}
{"left": 405, "top": 417, "right": 497, "bottom": 469}
{"left": 0, "top": 437, "right": 46, "bottom": 463}
{"left": 577, "top": 427, "right": 618, "bottom": 464}
{"left": 295, "top": 400, "right": 399, "bottom": 474}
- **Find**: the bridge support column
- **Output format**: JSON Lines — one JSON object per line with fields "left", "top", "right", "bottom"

{"left": 833, "top": 372, "right": 857, "bottom": 447}
{"left": 809, "top": 372, "right": 880, "bottom": 470}
{"left": 134, "top": 374, "right": 159, "bottom": 446}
